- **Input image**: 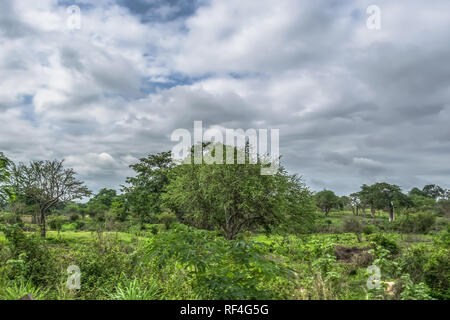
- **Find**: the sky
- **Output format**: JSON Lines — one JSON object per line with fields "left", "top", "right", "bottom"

{"left": 1, "top": 0, "right": 450, "bottom": 195}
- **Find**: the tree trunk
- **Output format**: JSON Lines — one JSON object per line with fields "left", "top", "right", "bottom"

{"left": 356, "top": 206, "right": 359, "bottom": 216}
{"left": 388, "top": 206, "right": 394, "bottom": 222}
{"left": 40, "top": 209, "right": 46, "bottom": 238}
{"left": 371, "top": 205, "right": 375, "bottom": 218}
{"left": 352, "top": 207, "right": 355, "bottom": 215}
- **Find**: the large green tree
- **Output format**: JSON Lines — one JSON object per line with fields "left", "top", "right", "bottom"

{"left": 12, "top": 159, "right": 91, "bottom": 237}
{"left": 163, "top": 143, "right": 315, "bottom": 240}
{"left": 123, "top": 151, "right": 174, "bottom": 224}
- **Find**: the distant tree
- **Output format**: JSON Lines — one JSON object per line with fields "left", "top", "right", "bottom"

{"left": 408, "top": 194, "right": 436, "bottom": 212}
{"left": 422, "top": 184, "right": 445, "bottom": 200}
{"left": 86, "top": 188, "right": 118, "bottom": 218}
{"left": 371, "top": 182, "right": 412, "bottom": 222}
{"left": 90, "top": 188, "right": 117, "bottom": 208}
{"left": 408, "top": 187, "right": 428, "bottom": 198}
{"left": 349, "top": 192, "right": 361, "bottom": 216}
{"left": 359, "top": 184, "right": 378, "bottom": 217}
{"left": 123, "top": 151, "right": 174, "bottom": 224}
{"left": 339, "top": 196, "right": 351, "bottom": 210}
{"left": 12, "top": 159, "right": 91, "bottom": 237}
{"left": 110, "top": 194, "right": 129, "bottom": 222}
{"left": 315, "top": 190, "right": 340, "bottom": 216}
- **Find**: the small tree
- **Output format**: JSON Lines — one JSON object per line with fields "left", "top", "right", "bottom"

{"left": 12, "top": 159, "right": 91, "bottom": 237}
{"left": 315, "top": 190, "right": 340, "bottom": 216}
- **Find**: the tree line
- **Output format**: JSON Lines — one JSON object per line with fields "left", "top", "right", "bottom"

{"left": 1, "top": 147, "right": 449, "bottom": 239}
{"left": 315, "top": 183, "right": 449, "bottom": 221}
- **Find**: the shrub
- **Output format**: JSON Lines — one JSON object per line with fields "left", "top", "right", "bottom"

{"left": 145, "top": 224, "right": 289, "bottom": 299}
{"left": 401, "top": 242, "right": 449, "bottom": 299}
{"left": 107, "top": 274, "right": 161, "bottom": 300}
{"left": 48, "top": 215, "right": 68, "bottom": 233}
{"left": 368, "top": 234, "right": 400, "bottom": 256}
{"left": 395, "top": 212, "right": 436, "bottom": 234}
{"left": 0, "top": 279, "right": 49, "bottom": 300}
{"left": 362, "top": 224, "right": 377, "bottom": 235}
{"left": 70, "top": 237, "right": 133, "bottom": 299}
{"left": 0, "top": 212, "right": 21, "bottom": 225}
{"left": 158, "top": 211, "right": 177, "bottom": 230}
{"left": 343, "top": 217, "right": 364, "bottom": 242}
{"left": 0, "top": 224, "right": 60, "bottom": 287}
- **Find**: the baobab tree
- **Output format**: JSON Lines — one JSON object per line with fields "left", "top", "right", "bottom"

{"left": 12, "top": 159, "right": 91, "bottom": 237}
{"left": 371, "top": 182, "right": 412, "bottom": 222}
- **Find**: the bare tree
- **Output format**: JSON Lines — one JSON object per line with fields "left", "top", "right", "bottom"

{"left": 13, "top": 159, "right": 91, "bottom": 237}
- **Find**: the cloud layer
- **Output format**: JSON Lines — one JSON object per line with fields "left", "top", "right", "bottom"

{"left": 1, "top": 0, "right": 450, "bottom": 194}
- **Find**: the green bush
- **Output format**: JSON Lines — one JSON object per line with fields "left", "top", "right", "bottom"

{"left": 145, "top": 224, "right": 289, "bottom": 299}
{"left": 394, "top": 212, "right": 436, "bottom": 234}
{"left": 400, "top": 243, "right": 449, "bottom": 299}
{"left": 0, "top": 225, "right": 60, "bottom": 287}
{"left": 368, "top": 234, "right": 400, "bottom": 255}
{"left": 158, "top": 211, "right": 177, "bottom": 230}
{"left": 70, "top": 237, "right": 133, "bottom": 299}
{"left": 107, "top": 274, "right": 161, "bottom": 300}
{"left": 362, "top": 224, "right": 377, "bottom": 235}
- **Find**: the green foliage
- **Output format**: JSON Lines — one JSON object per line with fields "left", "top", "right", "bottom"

{"left": 70, "top": 237, "right": 133, "bottom": 299}
{"left": 123, "top": 151, "right": 174, "bottom": 224}
{"left": 1, "top": 149, "right": 448, "bottom": 301}
{"left": 398, "top": 274, "right": 434, "bottom": 300}
{"left": 107, "top": 274, "right": 161, "bottom": 300}
{"left": 437, "top": 199, "right": 450, "bottom": 218}
{"left": 158, "top": 211, "right": 177, "bottom": 230}
{"left": 0, "top": 152, "right": 15, "bottom": 205}
{"left": 342, "top": 216, "right": 364, "bottom": 242}
{"left": 0, "top": 279, "right": 48, "bottom": 300}
{"left": 48, "top": 215, "right": 69, "bottom": 233}
{"left": 394, "top": 212, "right": 436, "bottom": 234}
{"left": 0, "top": 224, "right": 59, "bottom": 287}
{"left": 400, "top": 241, "right": 450, "bottom": 299}
{"left": 368, "top": 234, "right": 400, "bottom": 256}
{"left": 145, "top": 224, "right": 289, "bottom": 299}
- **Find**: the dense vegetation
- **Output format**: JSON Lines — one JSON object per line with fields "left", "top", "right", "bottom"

{"left": 0, "top": 148, "right": 449, "bottom": 300}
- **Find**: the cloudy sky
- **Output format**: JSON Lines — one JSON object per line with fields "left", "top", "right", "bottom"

{"left": 1, "top": 0, "right": 449, "bottom": 195}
